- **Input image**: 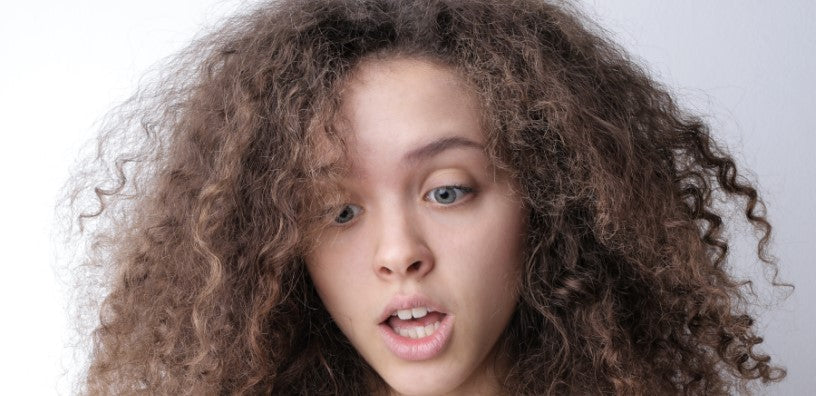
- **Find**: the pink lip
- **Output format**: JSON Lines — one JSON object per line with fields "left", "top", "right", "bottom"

{"left": 377, "top": 294, "right": 454, "bottom": 361}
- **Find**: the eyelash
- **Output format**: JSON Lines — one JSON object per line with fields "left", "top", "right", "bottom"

{"left": 424, "top": 184, "right": 475, "bottom": 205}
{"left": 331, "top": 184, "right": 476, "bottom": 226}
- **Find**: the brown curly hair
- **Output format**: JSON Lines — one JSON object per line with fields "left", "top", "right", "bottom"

{"left": 66, "top": 0, "right": 789, "bottom": 394}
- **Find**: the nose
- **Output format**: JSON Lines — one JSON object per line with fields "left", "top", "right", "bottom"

{"left": 373, "top": 206, "right": 434, "bottom": 281}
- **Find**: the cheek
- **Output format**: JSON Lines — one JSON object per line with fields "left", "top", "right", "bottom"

{"left": 468, "top": 195, "right": 526, "bottom": 262}
{"left": 306, "top": 230, "right": 368, "bottom": 288}
{"left": 439, "top": 197, "right": 526, "bottom": 298}
{"left": 305, "top": 249, "right": 367, "bottom": 322}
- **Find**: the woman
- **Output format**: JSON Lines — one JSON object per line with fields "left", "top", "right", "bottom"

{"left": 71, "top": 0, "right": 787, "bottom": 394}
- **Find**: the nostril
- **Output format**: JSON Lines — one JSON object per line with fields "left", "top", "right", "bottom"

{"left": 376, "top": 260, "right": 431, "bottom": 278}
{"left": 407, "top": 261, "right": 422, "bottom": 273}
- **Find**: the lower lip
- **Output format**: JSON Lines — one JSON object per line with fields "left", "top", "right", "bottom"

{"left": 378, "top": 314, "right": 455, "bottom": 361}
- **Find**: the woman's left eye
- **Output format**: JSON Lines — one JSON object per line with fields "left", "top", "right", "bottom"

{"left": 425, "top": 185, "right": 474, "bottom": 205}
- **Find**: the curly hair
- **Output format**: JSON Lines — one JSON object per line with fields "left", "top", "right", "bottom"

{"left": 67, "top": 0, "right": 789, "bottom": 394}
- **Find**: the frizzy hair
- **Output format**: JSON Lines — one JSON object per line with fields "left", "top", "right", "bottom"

{"left": 65, "top": 0, "right": 789, "bottom": 394}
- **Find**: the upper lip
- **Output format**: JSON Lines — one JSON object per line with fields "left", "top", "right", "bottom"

{"left": 377, "top": 294, "right": 449, "bottom": 324}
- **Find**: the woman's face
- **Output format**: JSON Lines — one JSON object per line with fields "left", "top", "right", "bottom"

{"left": 305, "top": 58, "right": 527, "bottom": 395}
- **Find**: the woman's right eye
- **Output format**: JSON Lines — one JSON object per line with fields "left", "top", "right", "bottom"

{"left": 333, "top": 204, "right": 362, "bottom": 225}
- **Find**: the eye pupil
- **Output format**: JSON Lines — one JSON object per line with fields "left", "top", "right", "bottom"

{"left": 335, "top": 205, "right": 356, "bottom": 224}
{"left": 433, "top": 187, "right": 456, "bottom": 204}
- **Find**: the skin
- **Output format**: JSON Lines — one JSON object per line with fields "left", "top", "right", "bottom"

{"left": 305, "top": 57, "right": 527, "bottom": 396}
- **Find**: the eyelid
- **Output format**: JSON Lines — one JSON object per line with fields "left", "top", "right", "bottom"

{"left": 330, "top": 203, "right": 363, "bottom": 226}
{"left": 423, "top": 184, "right": 476, "bottom": 206}
{"left": 326, "top": 183, "right": 476, "bottom": 228}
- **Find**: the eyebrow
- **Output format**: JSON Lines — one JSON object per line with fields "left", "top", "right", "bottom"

{"left": 402, "top": 136, "right": 484, "bottom": 164}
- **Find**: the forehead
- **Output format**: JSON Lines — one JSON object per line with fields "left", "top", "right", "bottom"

{"left": 337, "top": 57, "right": 485, "bottom": 176}
{"left": 343, "top": 57, "right": 475, "bottom": 104}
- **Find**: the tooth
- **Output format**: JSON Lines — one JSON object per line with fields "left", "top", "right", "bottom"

{"left": 418, "top": 326, "right": 429, "bottom": 338}
{"left": 411, "top": 307, "right": 428, "bottom": 318}
{"left": 397, "top": 309, "right": 412, "bottom": 320}
{"left": 424, "top": 324, "right": 434, "bottom": 335}
{"left": 398, "top": 328, "right": 409, "bottom": 337}
{"left": 433, "top": 321, "right": 439, "bottom": 330}
{"left": 408, "top": 328, "right": 418, "bottom": 339}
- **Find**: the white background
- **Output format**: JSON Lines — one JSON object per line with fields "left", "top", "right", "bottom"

{"left": 1, "top": 0, "right": 813, "bottom": 394}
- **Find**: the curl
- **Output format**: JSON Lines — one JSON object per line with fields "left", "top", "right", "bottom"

{"left": 62, "top": 0, "right": 790, "bottom": 394}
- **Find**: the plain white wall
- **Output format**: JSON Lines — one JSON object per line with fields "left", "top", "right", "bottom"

{"left": 1, "top": 1, "right": 812, "bottom": 394}
{"left": 578, "top": 2, "right": 815, "bottom": 394}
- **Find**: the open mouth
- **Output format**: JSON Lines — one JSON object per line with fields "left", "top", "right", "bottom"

{"left": 382, "top": 306, "right": 447, "bottom": 339}
{"left": 377, "top": 296, "right": 455, "bottom": 360}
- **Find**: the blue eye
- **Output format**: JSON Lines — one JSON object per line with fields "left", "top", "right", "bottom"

{"left": 334, "top": 204, "right": 362, "bottom": 224}
{"left": 426, "top": 185, "right": 473, "bottom": 205}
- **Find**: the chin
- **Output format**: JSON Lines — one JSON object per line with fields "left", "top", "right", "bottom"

{"left": 376, "top": 363, "right": 472, "bottom": 396}
{"left": 384, "top": 377, "right": 457, "bottom": 396}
